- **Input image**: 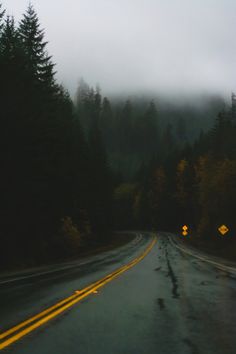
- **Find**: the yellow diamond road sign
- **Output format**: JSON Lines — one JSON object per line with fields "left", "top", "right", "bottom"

{"left": 218, "top": 225, "right": 229, "bottom": 236}
{"left": 182, "top": 225, "right": 188, "bottom": 236}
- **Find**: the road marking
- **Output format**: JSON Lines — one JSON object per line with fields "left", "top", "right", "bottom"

{"left": 0, "top": 237, "right": 156, "bottom": 350}
{"left": 169, "top": 237, "right": 236, "bottom": 274}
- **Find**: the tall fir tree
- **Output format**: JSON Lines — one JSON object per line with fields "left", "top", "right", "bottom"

{"left": 18, "top": 4, "right": 56, "bottom": 94}
{"left": 87, "top": 121, "right": 113, "bottom": 239}
{"left": 100, "top": 97, "right": 113, "bottom": 147}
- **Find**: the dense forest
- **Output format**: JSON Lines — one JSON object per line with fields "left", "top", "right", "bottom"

{"left": 76, "top": 79, "right": 236, "bottom": 255}
{"left": 0, "top": 4, "right": 236, "bottom": 269}
{"left": 0, "top": 4, "right": 114, "bottom": 268}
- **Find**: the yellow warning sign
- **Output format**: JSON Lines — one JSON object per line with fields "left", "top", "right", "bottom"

{"left": 182, "top": 225, "right": 188, "bottom": 236}
{"left": 218, "top": 225, "right": 229, "bottom": 236}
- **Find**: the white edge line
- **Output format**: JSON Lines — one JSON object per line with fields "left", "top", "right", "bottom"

{"left": 0, "top": 234, "right": 142, "bottom": 286}
{"left": 169, "top": 237, "right": 236, "bottom": 275}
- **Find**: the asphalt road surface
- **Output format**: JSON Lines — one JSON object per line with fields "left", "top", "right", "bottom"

{"left": 0, "top": 232, "right": 236, "bottom": 354}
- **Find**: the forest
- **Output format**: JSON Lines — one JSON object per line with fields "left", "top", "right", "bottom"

{"left": 1, "top": 4, "right": 236, "bottom": 269}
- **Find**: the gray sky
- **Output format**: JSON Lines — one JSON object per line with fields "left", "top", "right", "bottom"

{"left": 4, "top": 0, "right": 236, "bottom": 97}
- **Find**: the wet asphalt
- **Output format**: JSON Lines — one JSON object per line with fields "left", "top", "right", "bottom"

{"left": 0, "top": 232, "right": 236, "bottom": 354}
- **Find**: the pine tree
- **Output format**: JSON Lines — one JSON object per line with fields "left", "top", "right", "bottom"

{"left": 94, "top": 84, "right": 102, "bottom": 120}
{"left": 1, "top": 15, "right": 15, "bottom": 50}
{"left": 161, "top": 123, "right": 176, "bottom": 159}
{"left": 210, "top": 112, "right": 233, "bottom": 158}
{"left": 101, "top": 97, "right": 113, "bottom": 127}
{"left": 18, "top": 4, "right": 56, "bottom": 92}
{"left": 87, "top": 122, "right": 113, "bottom": 239}
{"left": 75, "top": 78, "right": 90, "bottom": 104}
{"left": 0, "top": 15, "right": 27, "bottom": 120}
{"left": 143, "top": 101, "right": 159, "bottom": 153}
{"left": 119, "top": 100, "right": 133, "bottom": 153}
{"left": 0, "top": 16, "right": 18, "bottom": 83}
{"left": 176, "top": 117, "right": 187, "bottom": 142}
{"left": 100, "top": 97, "right": 113, "bottom": 146}
{"left": 75, "top": 80, "right": 98, "bottom": 134}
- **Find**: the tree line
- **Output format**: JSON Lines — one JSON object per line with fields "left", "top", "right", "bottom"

{"left": 75, "top": 76, "right": 236, "bottom": 259}
{"left": 0, "top": 4, "right": 113, "bottom": 268}
{"left": 113, "top": 97, "right": 236, "bottom": 256}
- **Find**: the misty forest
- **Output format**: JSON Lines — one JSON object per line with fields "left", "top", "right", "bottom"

{"left": 1, "top": 3, "right": 236, "bottom": 269}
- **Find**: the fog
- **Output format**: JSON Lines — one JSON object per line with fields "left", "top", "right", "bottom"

{"left": 4, "top": 0, "right": 236, "bottom": 98}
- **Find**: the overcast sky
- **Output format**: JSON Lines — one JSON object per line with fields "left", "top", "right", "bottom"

{"left": 4, "top": 0, "right": 236, "bottom": 98}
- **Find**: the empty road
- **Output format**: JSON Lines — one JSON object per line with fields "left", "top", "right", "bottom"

{"left": 0, "top": 232, "right": 236, "bottom": 354}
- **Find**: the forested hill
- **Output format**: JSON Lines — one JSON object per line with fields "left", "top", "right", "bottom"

{"left": 75, "top": 81, "right": 225, "bottom": 179}
{"left": 0, "top": 3, "right": 236, "bottom": 269}
{"left": 75, "top": 77, "right": 236, "bottom": 261}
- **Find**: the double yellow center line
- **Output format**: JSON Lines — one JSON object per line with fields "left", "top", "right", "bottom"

{"left": 0, "top": 237, "right": 156, "bottom": 350}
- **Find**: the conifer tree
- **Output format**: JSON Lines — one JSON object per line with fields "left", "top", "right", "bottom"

{"left": 94, "top": 84, "right": 102, "bottom": 119}
{"left": 0, "top": 16, "right": 18, "bottom": 86}
{"left": 143, "top": 101, "right": 159, "bottom": 152}
{"left": 0, "top": 15, "right": 27, "bottom": 121}
{"left": 100, "top": 97, "right": 113, "bottom": 146}
{"left": 176, "top": 117, "right": 187, "bottom": 142}
{"left": 161, "top": 123, "right": 176, "bottom": 159}
{"left": 87, "top": 121, "right": 113, "bottom": 239}
{"left": 18, "top": 4, "right": 55, "bottom": 92}
{"left": 119, "top": 100, "right": 133, "bottom": 153}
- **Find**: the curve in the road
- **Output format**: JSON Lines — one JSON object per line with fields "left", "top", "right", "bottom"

{"left": 0, "top": 236, "right": 156, "bottom": 351}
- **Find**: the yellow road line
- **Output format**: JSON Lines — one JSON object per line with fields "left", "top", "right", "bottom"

{"left": 0, "top": 265, "right": 130, "bottom": 341}
{"left": 0, "top": 237, "right": 156, "bottom": 350}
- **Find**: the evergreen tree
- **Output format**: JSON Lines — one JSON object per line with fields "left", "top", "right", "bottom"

{"left": 94, "top": 84, "right": 102, "bottom": 120}
{"left": 141, "top": 101, "right": 159, "bottom": 153}
{"left": 210, "top": 112, "right": 234, "bottom": 158}
{"left": 161, "top": 123, "right": 176, "bottom": 159}
{"left": 76, "top": 78, "right": 90, "bottom": 100}
{"left": 175, "top": 159, "right": 195, "bottom": 225}
{"left": 18, "top": 4, "right": 56, "bottom": 93}
{"left": 87, "top": 122, "right": 113, "bottom": 239}
{"left": 75, "top": 80, "right": 98, "bottom": 134}
{"left": 0, "top": 16, "right": 19, "bottom": 96}
{"left": 118, "top": 100, "right": 133, "bottom": 153}
{"left": 100, "top": 97, "right": 113, "bottom": 146}
{"left": 176, "top": 117, "right": 187, "bottom": 142}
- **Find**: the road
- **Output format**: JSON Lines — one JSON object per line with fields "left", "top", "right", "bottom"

{"left": 0, "top": 232, "right": 236, "bottom": 354}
